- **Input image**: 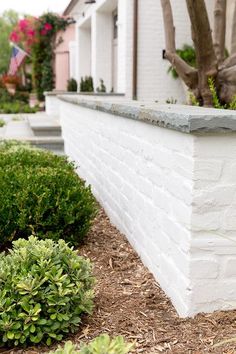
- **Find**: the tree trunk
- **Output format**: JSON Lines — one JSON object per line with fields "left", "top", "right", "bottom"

{"left": 214, "top": 0, "right": 226, "bottom": 64}
{"left": 160, "top": 0, "right": 198, "bottom": 89}
{"left": 231, "top": 1, "right": 236, "bottom": 54}
{"left": 186, "top": 0, "right": 218, "bottom": 106}
{"left": 160, "top": 0, "right": 236, "bottom": 106}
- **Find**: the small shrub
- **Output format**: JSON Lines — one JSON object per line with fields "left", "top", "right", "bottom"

{"left": 0, "top": 101, "right": 37, "bottom": 114}
{"left": 207, "top": 77, "right": 236, "bottom": 110}
{"left": 67, "top": 78, "right": 78, "bottom": 92}
{"left": 0, "top": 143, "right": 97, "bottom": 247}
{"left": 189, "top": 92, "right": 200, "bottom": 106}
{"left": 80, "top": 77, "right": 94, "bottom": 92}
{"left": 50, "top": 335, "right": 133, "bottom": 354}
{"left": 96, "top": 79, "right": 106, "bottom": 93}
{"left": 0, "top": 119, "right": 5, "bottom": 127}
{"left": 0, "top": 236, "right": 95, "bottom": 347}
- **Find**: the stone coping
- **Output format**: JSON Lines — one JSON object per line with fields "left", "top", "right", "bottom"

{"left": 45, "top": 91, "right": 125, "bottom": 97}
{"left": 58, "top": 95, "right": 236, "bottom": 134}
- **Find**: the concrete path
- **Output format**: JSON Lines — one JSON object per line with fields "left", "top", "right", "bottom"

{"left": 0, "top": 113, "right": 64, "bottom": 155}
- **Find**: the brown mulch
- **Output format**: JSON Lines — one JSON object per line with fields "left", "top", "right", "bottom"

{"left": 3, "top": 208, "right": 236, "bottom": 353}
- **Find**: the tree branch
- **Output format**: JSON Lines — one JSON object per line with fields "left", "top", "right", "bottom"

{"left": 186, "top": 0, "right": 218, "bottom": 106}
{"left": 160, "top": 0, "right": 198, "bottom": 89}
{"left": 165, "top": 52, "right": 198, "bottom": 88}
{"left": 220, "top": 53, "right": 236, "bottom": 70}
{"left": 160, "top": 0, "right": 175, "bottom": 52}
{"left": 214, "top": 0, "right": 226, "bottom": 64}
{"left": 231, "top": 1, "right": 236, "bottom": 54}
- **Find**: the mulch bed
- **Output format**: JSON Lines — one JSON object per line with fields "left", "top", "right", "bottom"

{"left": 2, "top": 208, "right": 236, "bottom": 353}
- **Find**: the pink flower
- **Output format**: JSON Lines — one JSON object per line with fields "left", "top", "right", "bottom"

{"left": 40, "top": 29, "right": 47, "bottom": 36}
{"left": 10, "top": 31, "right": 20, "bottom": 43}
{"left": 19, "top": 19, "right": 28, "bottom": 31}
{"left": 27, "top": 29, "right": 35, "bottom": 37}
{"left": 44, "top": 23, "right": 52, "bottom": 31}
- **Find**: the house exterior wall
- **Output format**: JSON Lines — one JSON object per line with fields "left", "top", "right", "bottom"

{"left": 55, "top": 24, "right": 76, "bottom": 91}
{"left": 66, "top": 0, "right": 218, "bottom": 102}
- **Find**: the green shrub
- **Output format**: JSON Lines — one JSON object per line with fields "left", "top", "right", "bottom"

{"left": 0, "top": 118, "right": 5, "bottom": 127}
{"left": 96, "top": 79, "right": 106, "bottom": 93}
{"left": 0, "top": 143, "right": 97, "bottom": 247}
{"left": 0, "top": 101, "right": 37, "bottom": 114}
{"left": 0, "top": 236, "right": 95, "bottom": 347}
{"left": 50, "top": 335, "right": 133, "bottom": 354}
{"left": 67, "top": 78, "right": 78, "bottom": 92}
{"left": 80, "top": 77, "right": 94, "bottom": 92}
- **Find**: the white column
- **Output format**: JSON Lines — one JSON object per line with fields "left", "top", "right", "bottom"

{"left": 91, "top": 11, "right": 113, "bottom": 92}
{"left": 117, "top": 0, "right": 126, "bottom": 93}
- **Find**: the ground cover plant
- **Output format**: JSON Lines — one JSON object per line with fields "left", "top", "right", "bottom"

{"left": 0, "top": 142, "right": 97, "bottom": 247}
{"left": 0, "top": 236, "right": 94, "bottom": 347}
{"left": 0, "top": 87, "right": 37, "bottom": 114}
{"left": 50, "top": 335, "right": 133, "bottom": 354}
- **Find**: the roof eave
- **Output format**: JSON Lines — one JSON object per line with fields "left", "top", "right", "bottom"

{"left": 63, "top": 0, "right": 79, "bottom": 15}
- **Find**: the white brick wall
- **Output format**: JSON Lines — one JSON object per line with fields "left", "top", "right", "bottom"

{"left": 45, "top": 95, "right": 61, "bottom": 116}
{"left": 59, "top": 100, "right": 193, "bottom": 316}
{"left": 59, "top": 99, "right": 236, "bottom": 317}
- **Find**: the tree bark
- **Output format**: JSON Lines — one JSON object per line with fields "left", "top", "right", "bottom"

{"left": 160, "top": 0, "right": 198, "bottom": 89}
{"left": 231, "top": 0, "right": 236, "bottom": 54}
{"left": 186, "top": 0, "right": 218, "bottom": 106}
{"left": 214, "top": 0, "right": 226, "bottom": 64}
{"left": 220, "top": 53, "right": 236, "bottom": 70}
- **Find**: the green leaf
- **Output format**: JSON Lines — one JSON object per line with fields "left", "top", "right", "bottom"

{"left": 7, "top": 331, "right": 14, "bottom": 340}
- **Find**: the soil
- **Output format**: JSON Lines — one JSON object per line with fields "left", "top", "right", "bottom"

{"left": 2, "top": 208, "right": 236, "bottom": 354}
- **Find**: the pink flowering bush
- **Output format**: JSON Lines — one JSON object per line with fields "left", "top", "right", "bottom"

{"left": 10, "top": 13, "right": 69, "bottom": 99}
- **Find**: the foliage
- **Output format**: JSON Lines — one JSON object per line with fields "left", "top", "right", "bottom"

{"left": 229, "top": 96, "right": 236, "bottom": 110}
{"left": 11, "top": 13, "right": 70, "bottom": 100}
{"left": 0, "top": 119, "right": 5, "bottom": 128}
{"left": 166, "top": 97, "right": 177, "bottom": 104}
{"left": 0, "top": 87, "right": 34, "bottom": 113}
{"left": 2, "top": 75, "right": 20, "bottom": 85}
{"left": 0, "top": 10, "right": 19, "bottom": 74}
{"left": 168, "top": 44, "right": 196, "bottom": 79}
{"left": 208, "top": 77, "right": 223, "bottom": 109}
{"left": 67, "top": 78, "right": 78, "bottom": 92}
{"left": 0, "top": 142, "right": 97, "bottom": 247}
{"left": 96, "top": 79, "right": 106, "bottom": 93}
{"left": 189, "top": 92, "right": 200, "bottom": 106}
{"left": 0, "top": 236, "right": 95, "bottom": 347}
{"left": 50, "top": 335, "right": 133, "bottom": 354}
{"left": 208, "top": 77, "right": 236, "bottom": 110}
{"left": 0, "top": 102, "right": 37, "bottom": 114}
{"left": 80, "top": 77, "right": 94, "bottom": 92}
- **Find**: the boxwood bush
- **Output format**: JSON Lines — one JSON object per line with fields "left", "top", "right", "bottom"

{"left": 0, "top": 236, "right": 95, "bottom": 347}
{"left": 50, "top": 335, "right": 133, "bottom": 354}
{"left": 0, "top": 142, "right": 97, "bottom": 247}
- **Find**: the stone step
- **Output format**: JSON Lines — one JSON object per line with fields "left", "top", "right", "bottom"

{"left": 2, "top": 115, "right": 64, "bottom": 155}
{"left": 26, "top": 137, "right": 64, "bottom": 155}
{"left": 29, "top": 117, "right": 62, "bottom": 137}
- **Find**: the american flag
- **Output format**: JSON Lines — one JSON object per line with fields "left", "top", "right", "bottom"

{"left": 8, "top": 46, "right": 27, "bottom": 76}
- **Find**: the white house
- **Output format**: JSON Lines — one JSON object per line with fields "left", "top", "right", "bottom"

{"left": 45, "top": 1, "right": 236, "bottom": 318}
{"left": 62, "top": 0, "right": 236, "bottom": 103}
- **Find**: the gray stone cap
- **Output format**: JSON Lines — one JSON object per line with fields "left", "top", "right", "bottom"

{"left": 58, "top": 94, "right": 236, "bottom": 134}
{"left": 45, "top": 91, "right": 125, "bottom": 97}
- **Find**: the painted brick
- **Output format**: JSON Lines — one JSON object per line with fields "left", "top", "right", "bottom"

{"left": 58, "top": 99, "right": 236, "bottom": 317}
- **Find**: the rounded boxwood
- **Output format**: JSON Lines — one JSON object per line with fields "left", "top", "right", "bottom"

{"left": 0, "top": 142, "right": 97, "bottom": 247}
{"left": 0, "top": 236, "right": 95, "bottom": 347}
